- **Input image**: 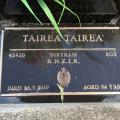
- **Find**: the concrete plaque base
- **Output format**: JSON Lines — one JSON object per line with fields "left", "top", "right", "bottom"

{"left": 0, "top": 103, "right": 120, "bottom": 120}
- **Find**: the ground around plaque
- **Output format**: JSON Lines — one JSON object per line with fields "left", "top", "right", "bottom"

{"left": 0, "top": 103, "right": 120, "bottom": 120}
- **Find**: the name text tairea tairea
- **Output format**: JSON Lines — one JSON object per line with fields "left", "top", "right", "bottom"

{"left": 22, "top": 34, "right": 104, "bottom": 43}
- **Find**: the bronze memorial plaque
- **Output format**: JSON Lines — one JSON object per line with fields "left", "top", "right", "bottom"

{"left": 0, "top": 26, "right": 120, "bottom": 96}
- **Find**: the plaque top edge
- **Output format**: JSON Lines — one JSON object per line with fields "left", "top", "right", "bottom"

{"left": 2, "top": 27, "right": 120, "bottom": 30}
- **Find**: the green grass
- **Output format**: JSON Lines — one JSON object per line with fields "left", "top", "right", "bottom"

{"left": 21, "top": 0, "right": 81, "bottom": 40}
{"left": 21, "top": 0, "right": 80, "bottom": 102}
